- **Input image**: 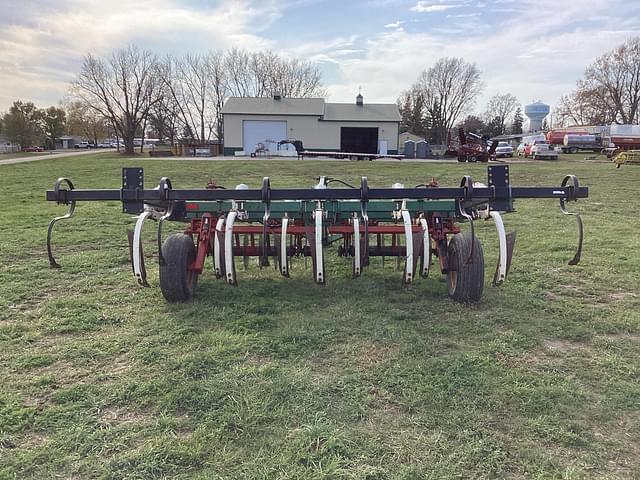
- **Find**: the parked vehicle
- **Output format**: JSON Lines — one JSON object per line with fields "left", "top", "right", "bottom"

{"left": 75, "top": 141, "right": 90, "bottom": 149}
{"left": 22, "top": 146, "right": 44, "bottom": 152}
{"left": 561, "top": 134, "right": 604, "bottom": 153}
{"left": 494, "top": 141, "right": 514, "bottom": 158}
{"left": 522, "top": 134, "right": 547, "bottom": 158}
{"left": 530, "top": 141, "right": 558, "bottom": 160}
{"left": 97, "top": 142, "right": 114, "bottom": 148}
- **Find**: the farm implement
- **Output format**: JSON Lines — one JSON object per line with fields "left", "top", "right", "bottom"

{"left": 45, "top": 165, "right": 588, "bottom": 303}
{"left": 612, "top": 150, "right": 640, "bottom": 168}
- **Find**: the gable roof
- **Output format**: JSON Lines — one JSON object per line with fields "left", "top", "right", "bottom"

{"left": 323, "top": 103, "right": 401, "bottom": 122}
{"left": 221, "top": 97, "right": 325, "bottom": 115}
{"left": 222, "top": 97, "right": 401, "bottom": 122}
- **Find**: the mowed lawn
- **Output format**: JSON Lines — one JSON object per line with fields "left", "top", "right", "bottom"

{"left": 1, "top": 153, "right": 639, "bottom": 479}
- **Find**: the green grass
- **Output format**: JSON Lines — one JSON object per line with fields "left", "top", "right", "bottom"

{"left": 0, "top": 152, "right": 639, "bottom": 479}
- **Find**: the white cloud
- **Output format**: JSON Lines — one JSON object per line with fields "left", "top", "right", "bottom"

{"left": 0, "top": 0, "right": 278, "bottom": 109}
{"left": 410, "top": 2, "right": 459, "bottom": 12}
{"left": 1, "top": 0, "right": 639, "bottom": 117}
{"left": 384, "top": 20, "right": 405, "bottom": 28}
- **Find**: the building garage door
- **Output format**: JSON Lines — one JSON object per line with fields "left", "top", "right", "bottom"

{"left": 340, "top": 127, "right": 379, "bottom": 154}
{"left": 243, "top": 120, "right": 287, "bottom": 154}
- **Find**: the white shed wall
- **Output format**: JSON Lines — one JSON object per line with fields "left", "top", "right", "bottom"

{"left": 223, "top": 114, "right": 399, "bottom": 152}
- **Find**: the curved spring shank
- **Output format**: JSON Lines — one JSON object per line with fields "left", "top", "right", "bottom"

{"left": 156, "top": 204, "right": 174, "bottom": 266}
{"left": 401, "top": 208, "right": 414, "bottom": 284}
{"left": 560, "top": 175, "right": 583, "bottom": 265}
{"left": 280, "top": 217, "right": 289, "bottom": 277}
{"left": 353, "top": 216, "right": 361, "bottom": 278}
{"left": 47, "top": 178, "right": 76, "bottom": 268}
{"left": 214, "top": 217, "right": 225, "bottom": 278}
{"left": 224, "top": 211, "right": 238, "bottom": 285}
{"left": 419, "top": 217, "right": 430, "bottom": 277}
{"left": 458, "top": 176, "right": 475, "bottom": 264}
{"left": 132, "top": 211, "right": 153, "bottom": 286}
{"left": 489, "top": 211, "right": 508, "bottom": 286}
{"left": 156, "top": 178, "right": 174, "bottom": 267}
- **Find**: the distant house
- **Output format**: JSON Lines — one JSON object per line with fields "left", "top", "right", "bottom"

{"left": 221, "top": 94, "right": 401, "bottom": 156}
{"left": 58, "top": 136, "right": 76, "bottom": 149}
{"left": 0, "top": 135, "right": 20, "bottom": 153}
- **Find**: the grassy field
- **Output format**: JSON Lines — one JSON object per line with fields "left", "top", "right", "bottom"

{"left": 0, "top": 153, "right": 639, "bottom": 479}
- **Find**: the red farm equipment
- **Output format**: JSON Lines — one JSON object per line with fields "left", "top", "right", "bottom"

{"left": 456, "top": 128, "right": 498, "bottom": 163}
{"left": 46, "top": 165, "right": 587, "bottom": 303}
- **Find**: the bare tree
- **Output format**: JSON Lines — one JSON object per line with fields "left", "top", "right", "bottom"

{"left": 161, "top": 52, "right": 226, "bottom": 144}
{"left": 555, "top": 89, "right": 617, "bottom": 127}
{"left": 561, "top": 37, "right": 640, "bottom": 126}
{"left": 72, "top": 45, "right": 162, "bottom": 154}
{"left": 66, "top": 101, "right": 109, "bottom": 145}
{"left": 223, "top": 48, "right": 326, "bottom": 98}
{"left": 159, "top": 48, "right": 325, "bottom": 145}
{"left": 148, "top": 93, "right": 180, "bottom": 145}
{"left": 484, "top": 93, "right": 518, "bottom": 135}
{"left": 413, "top": 57, "right": 483, "bottom": 144}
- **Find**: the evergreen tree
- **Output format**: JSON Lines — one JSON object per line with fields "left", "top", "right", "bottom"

{"left": 511, "top": 107, "right": 523, "bottom": 134}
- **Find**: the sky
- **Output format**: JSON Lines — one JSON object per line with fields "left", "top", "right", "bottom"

{"left": 1, "top": 0, "right": 639, "bottom": 117}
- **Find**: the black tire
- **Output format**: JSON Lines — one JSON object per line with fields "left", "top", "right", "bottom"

{"left": 159, "top": 233, "right": 198, "bottom": 302}
{"left": 469, "top": 156, "right": 477, "bottom": 163}
{"left": 457, "top": 155, "right": 466, "bottom": 162}
{"left": 447, "top": 232, "right": 484, "bottom": 303}
{"left": 570, "top": 147, "right": 578, "bottom": 154}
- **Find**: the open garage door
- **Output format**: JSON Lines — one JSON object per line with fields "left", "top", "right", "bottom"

{"left": 340, "top": 127, "right": 378, "bottom": 154}
{"left": 243, "top": 120, "right": 287, "bottom": 154}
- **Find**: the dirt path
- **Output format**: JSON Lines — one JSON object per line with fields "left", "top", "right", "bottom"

{"left": 0, "top": 149, "right": 105, "bottom": 166}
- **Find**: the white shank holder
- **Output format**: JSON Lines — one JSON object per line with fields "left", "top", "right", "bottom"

{"left": 353, "top": 216, "right": 361, "bottom": 277}
{"left": 419, "top": 217, "right": 430, "bottom": 277}
{"left": 280, "top": 217, "right": 289, "bottom": 277}
{"left": 224, "top": 211, "right": 238, "bottom": 285}
{"left": 314, "top": 208, "right": 324, "bottom": 284}
{"left": 401, "top": 209, "right": 413, "bottom": 284}
{"left": 214, "top": 217, "right": 225, "bottom": 278}
{"left": 490, "top": 211, "right": 507, "bottom": 286}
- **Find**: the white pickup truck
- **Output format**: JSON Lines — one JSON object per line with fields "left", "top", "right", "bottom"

{"left": 530, "top": 140, "right": 559, "bottom": 160}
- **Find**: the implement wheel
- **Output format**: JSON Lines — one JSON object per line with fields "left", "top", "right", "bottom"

{"left": 159, "top": 233, "right": 198, "bottom": 302}
{"left": 447, "top": 232, "right": 484, "bottom": 303}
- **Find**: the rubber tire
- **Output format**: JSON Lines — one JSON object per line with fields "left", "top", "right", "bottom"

{"left": 159, "top": 233, "right": 198, "bottom": 302}
{"left": 447, "top": 232, "right": 484, "bottom": 303}
{"left": 469, "top": 156, "right": 477, "bottom": 163}
{"left": 570, "top": 147, "right": 578, "bottom": 154}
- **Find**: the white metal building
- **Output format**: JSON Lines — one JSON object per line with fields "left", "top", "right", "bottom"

{"left": 221, "top": 94, "right": 401, "bottom": 156}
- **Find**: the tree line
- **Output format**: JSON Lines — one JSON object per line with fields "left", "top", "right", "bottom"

{"left": 0, "top": 46, "right": 325, "bottom": 154}
{"left": 557, "top": 37, "right": 640, "bottom": 126}
{"left": 396, "top": 57, "right": 523, "bottom": 144}
{"left": 72, "top": 46, "right": 325, "bottom": 154}
{"left": 397, "top": 37, "right": 640, "bottom": 142}
{"left": 3, "top": 37, "right": 637, "bottom": 154}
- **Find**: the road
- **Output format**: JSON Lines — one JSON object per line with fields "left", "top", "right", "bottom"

{"left": 0, "top": 149, "right": 103, "bottom": 166}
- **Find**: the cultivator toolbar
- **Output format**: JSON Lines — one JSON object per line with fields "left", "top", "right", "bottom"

{"left": 45, "top": 165, "right": 588, "bottom": 303}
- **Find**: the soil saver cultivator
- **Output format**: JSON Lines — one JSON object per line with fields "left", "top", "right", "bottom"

{"left": 46, "top": 165, "right": 588, "bottom": 303}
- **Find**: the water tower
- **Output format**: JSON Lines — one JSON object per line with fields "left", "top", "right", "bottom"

{"left": 524, "top": 101, "right": 550, "bottom": 133}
